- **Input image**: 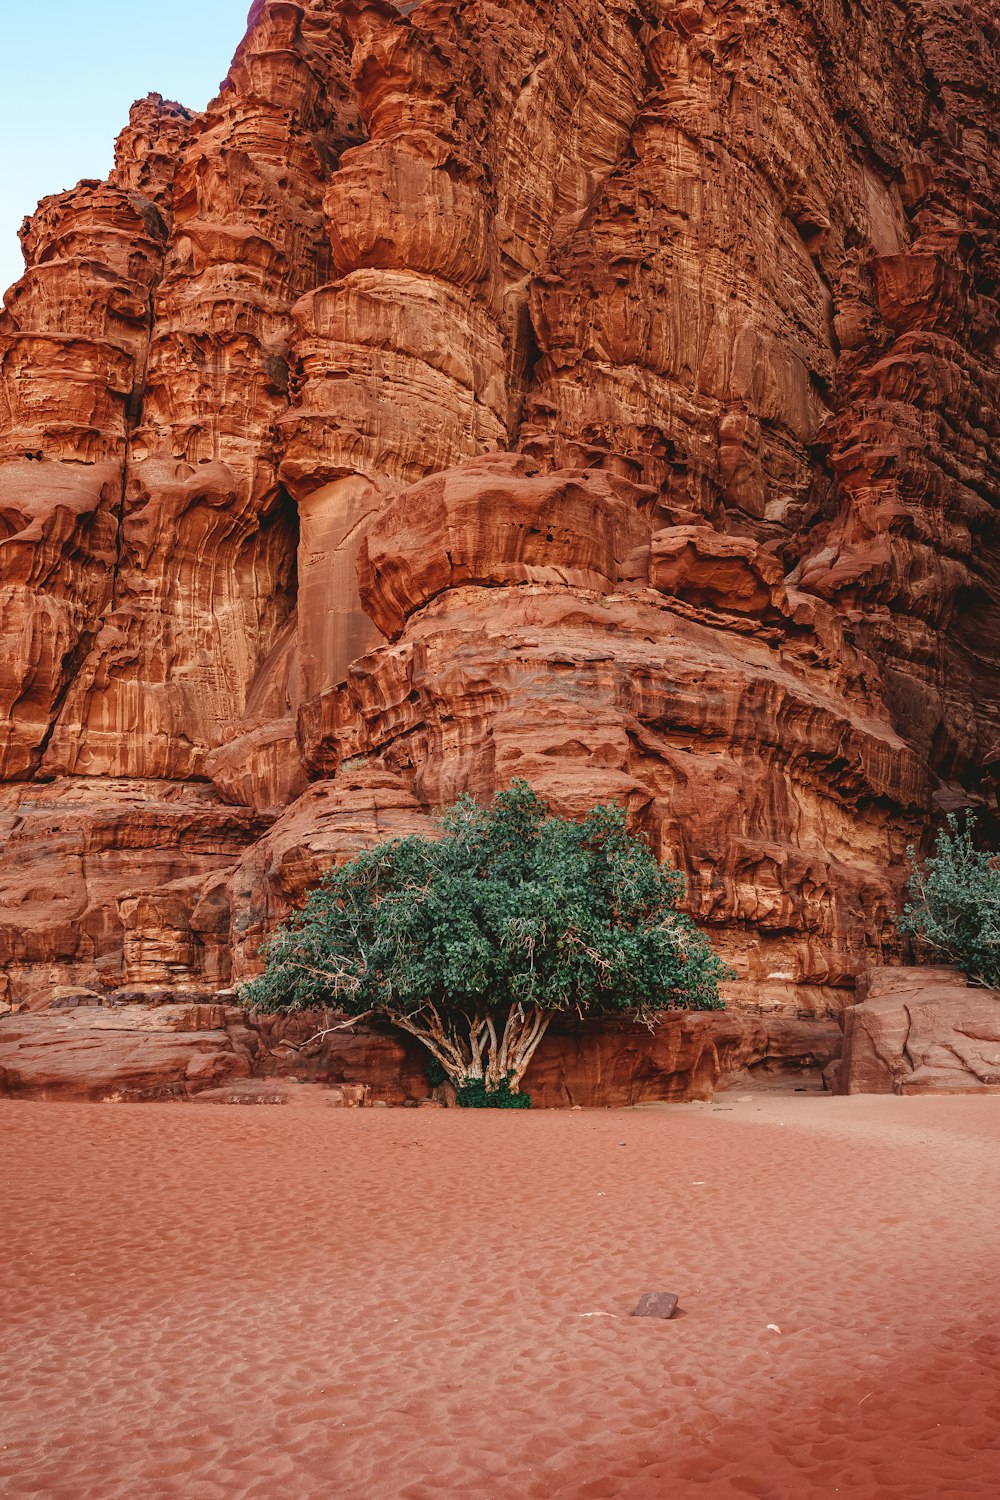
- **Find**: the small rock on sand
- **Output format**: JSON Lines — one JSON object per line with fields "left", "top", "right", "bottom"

{"left": 631, "top": 1292, "right": 679, "bottom": 1320}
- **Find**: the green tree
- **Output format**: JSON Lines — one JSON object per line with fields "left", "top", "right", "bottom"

{"left": 899, "top": 812, "right": 1000, "bottom": 987}
{"left": 242, "top": 781, "right": 729, "bottom": 1102}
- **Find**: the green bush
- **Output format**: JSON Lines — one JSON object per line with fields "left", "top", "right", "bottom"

{"left": 242, "top": 780, "right": 729, "bottom": 1103}
{"left": 425, "top": 1055, "right": 448, "bottom": 1088}
{"left": 899, "top": 813, "right": 1000, "bottom": 987}
{"left": 455, "top": 1076, "right": 532, "bottom": 1109}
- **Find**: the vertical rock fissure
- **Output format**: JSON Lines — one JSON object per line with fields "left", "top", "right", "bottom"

{"left": 111, "top": 251, "right": 163, "bottom": 613}
{"left": 32, "top": 179, "right": 181, "bottom": 776}
{"left": 29, "top": 624, "right": 103, "bottom": 776}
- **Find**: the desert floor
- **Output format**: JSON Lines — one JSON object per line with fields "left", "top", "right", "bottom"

{"left": 2, "top": 1092, "right": 999, "bottom": 1499}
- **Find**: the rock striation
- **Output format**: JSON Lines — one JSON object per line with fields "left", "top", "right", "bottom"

{"left": 1, "top": 0, "right": 999, "bottom": 1093}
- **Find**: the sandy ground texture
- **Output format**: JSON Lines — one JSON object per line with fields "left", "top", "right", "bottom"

{"left": 2, "top": 1093, "right": 1000, "bottom": 1499}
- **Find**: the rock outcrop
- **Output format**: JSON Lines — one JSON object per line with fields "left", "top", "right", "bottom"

{"left": 1, "top": 1, "right": 998, "bottom": 1092}
{"left": 0, "top": 1003, "right": 258, "bottom": 1102}
{"left": 0, "top": 999, "right": 839, "bottom": 1105}
{"left": 836, "top": 967, "right": 1000, "bottom": 1094}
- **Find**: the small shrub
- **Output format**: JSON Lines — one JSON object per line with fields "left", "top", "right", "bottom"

{"left": 425, "top": 1055, "right": 448, "bottom": 1088}
{"left": 455, "top": 1077, "right": 532, "bottom": 1109}
{"left": 899, "top": 812, "right": 1000, "bottom": 987}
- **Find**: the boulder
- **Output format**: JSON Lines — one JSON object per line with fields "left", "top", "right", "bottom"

{"left": 837, "top": 967, "right": 1000, "bottom": 1095}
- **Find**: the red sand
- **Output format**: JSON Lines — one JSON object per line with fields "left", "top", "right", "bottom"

{"left": 3, "top": 1094, "right": 1000, "bottom": 1499}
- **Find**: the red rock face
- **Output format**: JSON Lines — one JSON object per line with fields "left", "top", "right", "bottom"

{"left": 1, "top": 1, "right": 998, "bottom": 1070}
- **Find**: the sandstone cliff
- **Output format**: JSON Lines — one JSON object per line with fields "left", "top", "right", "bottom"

{"left": 1, "top": 1, "right": 998, "bottom": 1073}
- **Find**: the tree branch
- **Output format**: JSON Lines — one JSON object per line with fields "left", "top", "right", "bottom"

{"left": 276, "top": 1012, "right": 374, "bottom": 1052}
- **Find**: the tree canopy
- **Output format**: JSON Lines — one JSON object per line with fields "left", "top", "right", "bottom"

{"left": 243, "top": 780, "right": 729, "bottom": 1102}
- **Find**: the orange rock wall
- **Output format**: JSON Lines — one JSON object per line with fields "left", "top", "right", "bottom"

{"left": 1, "top": 1, "right": 998, "bottom": 1041}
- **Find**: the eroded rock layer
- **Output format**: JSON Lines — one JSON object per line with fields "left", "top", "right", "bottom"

{"left": 1, "top": 2, "right": 998, "bottom": 1073}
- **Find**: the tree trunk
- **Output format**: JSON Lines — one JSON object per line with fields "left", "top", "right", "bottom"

{"left": 392, "top": 1003, "right": 552, "bottom": 1095}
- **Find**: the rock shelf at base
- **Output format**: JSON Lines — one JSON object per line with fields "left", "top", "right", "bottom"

{"left": 0, "top": 1001, "right": 841, "bottom": 1106}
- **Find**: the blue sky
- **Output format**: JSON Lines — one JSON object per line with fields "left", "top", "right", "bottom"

{"left": 1, "top": 1, "right": 251, "bottom": 294}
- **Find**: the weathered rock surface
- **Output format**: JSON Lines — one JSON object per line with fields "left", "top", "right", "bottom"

{"left": 523, "top": 1013, "right": 842, "bottom": 1107}
{"left": 0, "top": 1003, "right": 838, "bottom": 1105}
{"left": 0, "top": 779, "right": 269, "bottom": 1006}
{"left": 1, "top": 0, "right": 999, "bottom": 1096}
{"left": 0, "top": 1005, "right": 257, "bottom": 1101}
{"left": 836, "top": 967, "right": 1000, "bottom": 1095}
